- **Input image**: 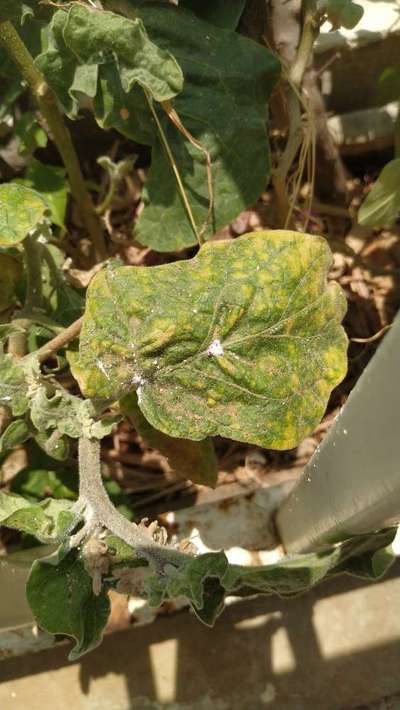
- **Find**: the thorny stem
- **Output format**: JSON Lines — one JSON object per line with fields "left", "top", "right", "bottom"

{"left": 0, "top": 21, "right": 107, "bottom": 262}
{"left": 74, "top": 437, "right": 188, "bottom": 570}
{"left": 145, "top": 91, "right": 204, "bottom": 247}
{"left": 35, "top": 316, "right": 83, "bottom": 363}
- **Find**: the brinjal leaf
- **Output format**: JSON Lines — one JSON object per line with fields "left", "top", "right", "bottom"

{"left": 72, "top": 231, "right": 347, "bottom": 449}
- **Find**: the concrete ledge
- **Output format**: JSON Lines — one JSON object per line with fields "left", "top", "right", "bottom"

{"left": 1, "top": 563, "right": 400, "bottom": 709}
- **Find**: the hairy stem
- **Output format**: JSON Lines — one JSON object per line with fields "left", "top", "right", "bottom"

{"left": 0, "top": 21, "right": 107, "bottom": 262}
{"left": 77, "top": 437, "right": 188, "bottom": 569}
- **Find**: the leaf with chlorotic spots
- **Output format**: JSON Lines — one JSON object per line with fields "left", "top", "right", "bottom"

{"left": 72, "top": 231, "right": 347, "bottom": 450}
{"left": 0, "top": 184, "right": 48, "bottom": 246}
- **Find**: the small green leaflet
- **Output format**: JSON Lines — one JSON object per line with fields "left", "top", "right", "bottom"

{"left": 72, "top": 231, "right": 347, "bottom": 450}
{"left": 0, "top": 419, "right": 31, "bottom": 452}
{"left": 0, "top": 354, "right": 30, "bottom": 415}
{"left": 0, "top": 184, "right": 48, "bottom": 246}
{"left": 26, "top": 546, "right": 110, "bottom": 660}
{"left": 358, "top": 158, "right": 400, "bottom": 228}
{"left": 0, "top": 490, "right": 74, "bottom": 543}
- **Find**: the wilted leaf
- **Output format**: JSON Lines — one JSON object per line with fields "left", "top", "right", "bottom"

{"left": 35, "top": 5, "right": 183, "bottom": 118}
{"left": 121, "top": 392, "right": 218, "bottom": 487}
{"left": 26, "top": 546, "right": 110, "bottom": 660}
{"left": 144, "top": 528, "right": 396, "bottom": 626}
{"left": 0, "top": 490, "right": 74, "bottom": 542}
{"left": 72, "top": 231, "right": 347, "bottom": 449}
{"left": 0, "top": 354, "right": 29, "bottom": 415}
{"left": 0, "top": 253, "right": 22, "bottom": 312}
{"left": 133, "top": 3, "right": 280, "bottom": 250}
{"left": 0, "top": 184, "right": 48, "bottom": 246}
{"left": 358, "top": 159, "right": 400, "bottom": 228}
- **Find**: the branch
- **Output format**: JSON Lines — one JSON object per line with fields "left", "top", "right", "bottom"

{"left": 74, "top": 437, "right": 188, "bottom": 570}
{"left": 0, "top": 21, "right": 107, "bottom": 262}
{"left": 35, "top": 316, "right": 83, "bottom": 363}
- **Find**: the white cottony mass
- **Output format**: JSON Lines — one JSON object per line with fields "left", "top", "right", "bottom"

{"left": 207, "top": 339, "right": 224, "bottom": 357}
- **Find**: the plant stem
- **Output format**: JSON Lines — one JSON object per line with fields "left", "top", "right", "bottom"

{"left": 290, "top": 0, "right": 318, "bottom": 89}
{"left": 8, "top": 318, "right": 30, "bottom": 358}
{"left": 23, "top": 235, "right": 44, "bottom": 312}
{"left": 9, "top": 235, "right": 44, "bottom": 358}
{"left": 35, "top": 316, "right": 83, "bottom": 363}
{"left": 76, "top": 437, "right": 188, "bottom": 569}
{"left": 0, "top": 21, "right": 107, "bottom": 262}
{"left": 270, "top": 0, "right": 320, "bottom": 227}
{"left": 145, "top": 92, "right": 203, "bottom": 247}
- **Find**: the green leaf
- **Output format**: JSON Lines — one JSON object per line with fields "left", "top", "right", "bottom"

{"left": 133, "top": 3, "right": 280, "bottom": 250}
{"left": 0, "top": 490, "right": 74, "bottom": 543}
{"left": 15, "top": 112, "right": 48, "bottom": 155}
{"left": 29, "top": 384, "right": 120, "bottom": 443}
{"left": 35, "top": 5, "right": 183, "bottom": 118}
{"left": 0, "top": 253, "right": 22, "bottom": 312}
{"left": 17, "top": 160, "right": 68, "bottom": 228}
{"left": 144, "top": 529, "right": 396, "bottom": 627}
{"left": 325, "top": 0, "right": 364, "bottom": 29}
{"left": 64, "top": 5, "right": 182, "bottom": 100}
{"left": 0, "top": 419, "right": 31, "bottom": 452}
{"left": 180, "top": 0, "right": 246, "bottom": 29}
{"left": 34, "top": 430, "right": 70, "bottom": 462}
{"left": 121, "top": 393, "right": 218, "bottom": 487}
{"left": 73, "top": 231, "right": 347, "bottom": 449}
{"left": 358, "top": 159, "right": 400, "bottom": 228}
{"left": 0, "top": 184, "right": 48, "bottom": 246}
{"left": 0, "top": 354, "right": 29, "bottom": 416}
{"left": 26, "top": 546, "right": 110, "bottom": 660}
{"left": 10, "top": 467, "right": 79, "bottom": 501}
{"left": 37, "top": 3, "right": 280, "bottom": 252}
